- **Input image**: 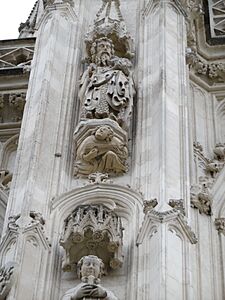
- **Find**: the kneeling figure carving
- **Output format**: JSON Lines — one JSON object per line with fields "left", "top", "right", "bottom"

{"left": 74, "top": 125, "right": 128, "bottom": 176}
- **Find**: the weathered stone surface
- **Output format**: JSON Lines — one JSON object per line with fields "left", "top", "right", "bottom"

{"left": 0, "top": 0, "right": 225, "bottom": 299}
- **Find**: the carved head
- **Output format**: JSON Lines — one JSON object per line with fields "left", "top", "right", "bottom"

{"left": 94, "top": 125, "right": 114, "bottom": 142}
{"left": 77, "top": 255, "right": 104, "bottom": 280}
{"left": 91, "top": 37, "right": 115, "bottom": 66}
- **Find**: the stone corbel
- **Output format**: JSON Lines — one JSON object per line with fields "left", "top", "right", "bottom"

{"left": 143, "top": 199, "right": 158, "bottom": 214}
{"left": 169, "top": 199, "right": 185, "bottom": 215}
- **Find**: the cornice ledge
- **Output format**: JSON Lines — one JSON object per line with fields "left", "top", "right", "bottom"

{"left": 36, "top": 2, "right": 77, "bottom": 30}
{"left": 189, "top": 70, "right": 225, "bottom": 93}
{"left": 137, "top": 209, "right": 197, "bottom": 245}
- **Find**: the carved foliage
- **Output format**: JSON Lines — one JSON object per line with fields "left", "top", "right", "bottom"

{"left": 143, "top": 199, "right": 158, "bottom": 214}
{"left": 60, "top": 204, "right": 123, "bottom": 271}
{"left": 169, "top": 199, "right": 185, "bottom": 215}
{"left": 88, "top": 172, "right": 112, "bottom": 184}
{"left": 187, "top": 53, "right": 225, "bottom": 85}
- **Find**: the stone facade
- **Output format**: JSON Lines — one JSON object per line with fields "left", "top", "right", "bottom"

{"left": 0, "top": 0, "right": 225, "bottom": 299}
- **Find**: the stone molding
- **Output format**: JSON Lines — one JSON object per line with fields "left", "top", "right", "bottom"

{"left": 187, "top": 51, "right": 225, "bottom": 88}
{"left": 0, "top": 212, "right": 51, "bottom": 254}
{"left": 19, "top": 0, "right": 76, "bottom": 38}
{"left": 36, "top": 1, "right": 77, "bottom": 31}
{"left": 51, "top": 183, "right": 143, "bottom": 218}
{"left": 137, "top": 208, "right": 197, "bottom": 245}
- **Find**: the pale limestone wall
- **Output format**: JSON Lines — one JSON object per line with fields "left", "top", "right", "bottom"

{"left": 188, "top": 83, "right": 225, "bottom": 300}
{"left": 0, "top": 0, "right": 225, "bottom": 300}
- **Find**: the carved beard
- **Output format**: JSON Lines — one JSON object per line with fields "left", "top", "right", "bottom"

{"left": 96, "top": 52, "right": 111, "bottom": 66}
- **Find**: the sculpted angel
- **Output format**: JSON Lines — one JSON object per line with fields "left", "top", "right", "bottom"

{"left": 79, "top": 37, "right": 134, "bottom": 126}
{"left": 62, "top": 255, "right": 118, "bottom": 300}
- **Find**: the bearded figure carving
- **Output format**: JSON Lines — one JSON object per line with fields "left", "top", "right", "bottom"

{"left": 79, "top": 37, "right": 134, "bottom": 127}
{"left": 62, "top": 255, "right": 118, "bottom": 300}
{"left": 74, "top": 125, "right": 128, "bottom": 176}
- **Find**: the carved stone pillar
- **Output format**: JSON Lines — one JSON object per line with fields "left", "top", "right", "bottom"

{"left": 136, "top": 0, "right": 195, "bottom": 299}
{"left": 0, "top": 3, "right": 81, "bottom": 300}
{"left": 136, "top": 0, "right": 190, "bottom": 210}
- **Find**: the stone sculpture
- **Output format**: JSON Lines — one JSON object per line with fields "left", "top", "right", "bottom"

{"left": 73, "top": 0, "right": 134, "bottom": 177}
{"left": 0, "top": 262, "right": 17, "bottom": 300}
{"left": 191, "top": 177, "right": 212, "bottom": 215}
{"left": 79, "top": 37, "right": 133, "bottom": 127}
{"left": 74, "top": 125, "right": 128, "bottom": 176}
{"left": 60, "top": 204, "right": 123, "bottom": 271}
{"left": 62, "top": 255, "right": 118, "bottom": 300}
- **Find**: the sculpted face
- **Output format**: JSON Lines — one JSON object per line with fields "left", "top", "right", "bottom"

{"left": 80, "top": 256, "right": 101, "bottom": 278}
{"left": 96, "top": 40, "right": 112, "bottom": 66}
{"left": 95, "top": 126, "right": 112, "bottom": 141}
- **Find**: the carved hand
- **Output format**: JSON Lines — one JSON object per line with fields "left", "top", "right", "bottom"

{"left": 89, "top": 286, "right": 107, "bottom": 298}
{"left": 71, "top": 284, "right": 95, "bottom": 300}
{"left": 83, "top": 148, "right": 98, "bottom": 161}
